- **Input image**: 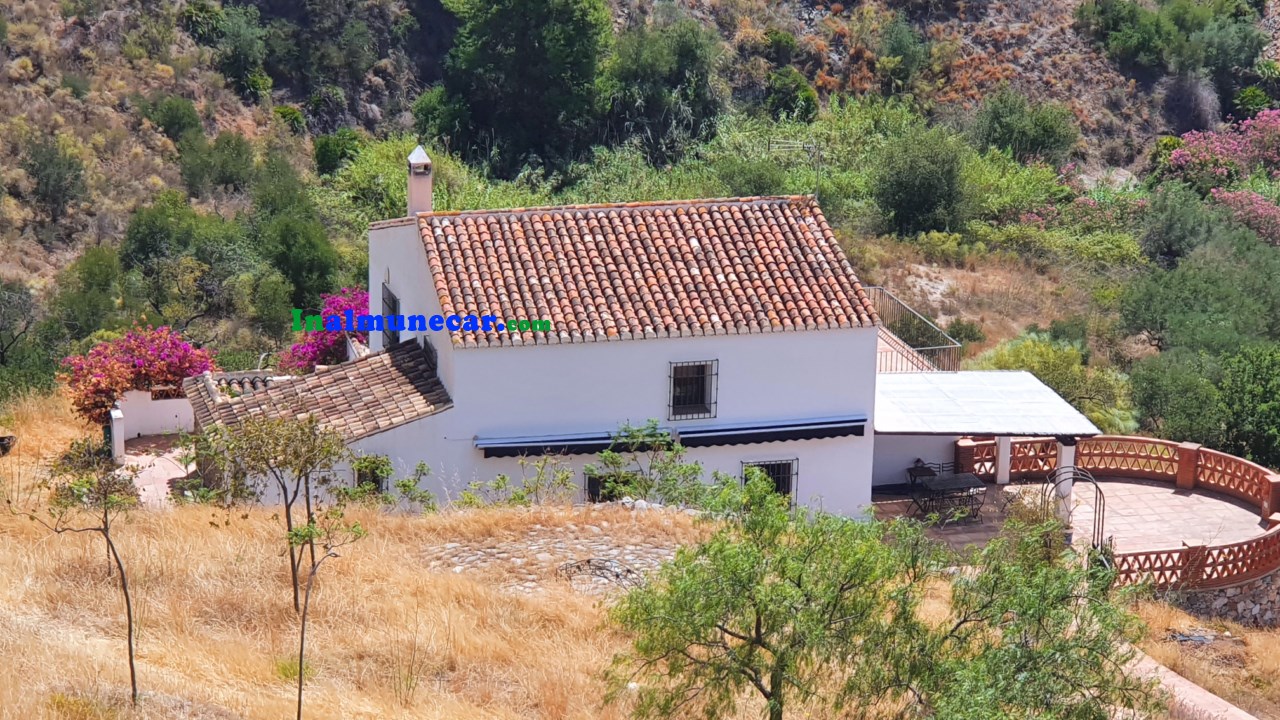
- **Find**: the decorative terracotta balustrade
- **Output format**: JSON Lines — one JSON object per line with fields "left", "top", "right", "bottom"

{"left": 955, "top": 435, "right": 1280, "bottom": 590}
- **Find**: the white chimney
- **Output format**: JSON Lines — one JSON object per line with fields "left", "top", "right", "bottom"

{"left": 407, "top": 145, "right": 433, "bottom": 215}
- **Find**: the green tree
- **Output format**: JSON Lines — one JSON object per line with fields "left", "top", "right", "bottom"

{"left": 970, "top": 333, "right": 1137, "bottom": 433}
{"left": 217, "top": 5, "right": 269, "bottom": 99}
{"left": 1138, "top": 181, "right": 1231, "bottom": 267}
{"left": 599, "top": 17, "right": 723, "bottom": 164}
{"left": 145, "top": 94, "right": 202, "bottom": 141}
{"left": 415, "top": 0, "right": 611, "bottom": 175}
{"left": 253, "top": 152, "right": 337, "bottom": 308}
{"left": 763, "top": 66, "right": 818, "bottom": 122}
{"left": 878, "top": 14, "right": 928, "bottom": 92}
{"left": 607, "top": 475, "right": 1161, "bottom": 720}
{"left": 179, "top": 131, "right": 256, "bottom": 196}
{"left": 314, "top": 128, "right": 363, "bottom": 175}
{"left": 970, "top": 88, "right": 1079, "bottom": 164}
{"left": 52, "top": 246, "right": 139, "bottom": 339}
{"left": 1219, "top": 344, "right": 1280, "bottom": 469}
{"left": 607, "top": 473, "right": 943, "bottom": 720}
{"left": 261, "top": 214, "right": 337, "bottom": 309}
{"left": 1122, "top": 234, "right": 1280, "bottom": 353}
{"left": 22, "top": 135, "right": 87, "bottom": 229}
{"left": 872, "top": 126, "right": 968, "bottom": 233}
{"left": 1131, "top": 350, "right": 1225, "bottom": 445}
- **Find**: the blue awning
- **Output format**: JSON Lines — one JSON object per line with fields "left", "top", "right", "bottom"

{"left": 676, "top": 415, "right": 867, "bottom": 447}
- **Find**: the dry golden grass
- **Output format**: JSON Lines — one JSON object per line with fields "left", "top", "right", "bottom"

{"left": 0, "top": 390, "right": 725, "bottom": 719}
{"left": 1135, "top": 600, "right": 1280, "bottom": 720}
{"left": 0, "top": 474, "right": 710, "bottom": 720}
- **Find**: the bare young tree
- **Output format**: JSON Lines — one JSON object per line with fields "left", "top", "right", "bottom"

{"left": 189, "top": 416, "right": 348, "bottom": 612}
{"left": 290, "top": 505, "right": 365, "bottom": 720}
{"left": 6, "top": 441, "right": 142, "bottom": 704}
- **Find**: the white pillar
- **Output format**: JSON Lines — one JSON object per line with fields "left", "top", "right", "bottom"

{"left": 109, "top": 407, "right": 126, "bottom": 465}
{"left": 995, "top": 436, "right": 1012, "bottom": 485}
{"left": 1055, "top": 437, "right": 1077, "bottom": 530}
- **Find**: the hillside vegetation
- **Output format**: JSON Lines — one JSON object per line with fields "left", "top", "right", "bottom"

{"left": 3, "top": 0, "right": 1280, "bottom": 479}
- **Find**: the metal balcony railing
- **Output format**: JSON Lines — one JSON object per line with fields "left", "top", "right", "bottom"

{"left": 865, "top": 286, "right": 962, "bottom": 372}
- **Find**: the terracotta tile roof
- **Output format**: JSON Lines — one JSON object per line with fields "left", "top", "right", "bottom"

{"left": 183, "top": 339, "right": 451, "bottom": 442}
{"left": 416, "top": 195, "right": 879, "bottom": 348}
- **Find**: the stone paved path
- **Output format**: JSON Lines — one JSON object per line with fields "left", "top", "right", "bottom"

{"left": 423, "top": 514, "right": 683, "bottom": 595}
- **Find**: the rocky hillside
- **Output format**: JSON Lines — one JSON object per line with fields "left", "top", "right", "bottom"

{"left": 0, "top": 1, "right": 266, "bottom": 284}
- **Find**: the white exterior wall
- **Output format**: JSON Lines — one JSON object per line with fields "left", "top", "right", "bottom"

{"left": 367, "top": 222, "right": 456, "bottom": 391}
{"left": 115, "top": 389, "right": 195, "bottom": 439}
{"left": 870, "top": 433, "right": 963, "bottom": 487}
{"left": 352, "top": 326, "right": 879, "bottom": 516}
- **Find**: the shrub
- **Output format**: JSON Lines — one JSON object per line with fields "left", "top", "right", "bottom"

{"left": 179, "top": 131, "right": 255, "bottom": 196}
{"left": 181, "top": 0, "right": 226, "bottom": 44}
{"left": 872, "top": 126, "right": 968, "bottom": 233}
{"left": 599, "top": 17, "right": 723, "bottom": 164}
{"left": 145, "top": 95, "right": 202, "bottom": 141}
{"left": 22, "top": 135, "right": 86, "bottom": 229}
{"left": 1210, "top": 188, "right": 1280, "bottom": 245}
{"left": 1235, "top": 85, "right": 1271, "bottom": 117}
{"left": 313, "top": 128, "right": 362, "bottom": 175}
{"left": 273, "top": 105, "right": 306, "bottom": 134}
{"left": 764, "top": 66, "right": 818, "bottom": 121}
{"left": 60, "top": 73, "right": 90, "bottom": 98}
{"left": 61, "top": 326, "right": 216, "bottom": 425}
{"left": 712, "top": 156, "right": 787, "bottom": 197}
{"left": 764, "top": 28, "right": 798, "bottom": 66}
{"left": 970, "top": 89, "right": 1079, "bottom": 163}
{"left": 946, "top": 318, "right": 985, "bottom": 344}
{"left": 878, "top": 14, "right": 927, "bottom": 91}
{"left": 217, "top": 6, "right": 268, "bottom": 99}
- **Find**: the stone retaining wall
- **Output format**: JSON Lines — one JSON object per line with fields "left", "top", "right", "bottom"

{"left": 1172, "top": 571, "right": 1280, "bottom": 626}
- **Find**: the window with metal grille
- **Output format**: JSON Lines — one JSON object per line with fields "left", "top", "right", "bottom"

{"left": 742, "top": 459, "right": 798, "bottom": 497}
{"left": 381, "top": 283, "right": 400, "bottom": 347}
{"left": 669, "top": 360, "right": 717, "bottom": 419}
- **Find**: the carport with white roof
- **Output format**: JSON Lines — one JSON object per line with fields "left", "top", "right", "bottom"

{"left": 872, "top": 371, "right": 1101, "bottom": 497}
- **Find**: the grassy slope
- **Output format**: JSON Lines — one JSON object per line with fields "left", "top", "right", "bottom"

{"left": 0, "top": 394, "right": 714, "bottom": 720}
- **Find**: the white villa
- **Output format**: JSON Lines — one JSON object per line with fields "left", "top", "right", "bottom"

{"left": 164, "top": 147, "right": 1101, "bottom": 515}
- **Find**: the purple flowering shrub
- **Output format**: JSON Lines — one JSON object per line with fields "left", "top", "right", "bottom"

{"left": 279, "top": 287, "right": 370, "bottom": 373}
{"left": 1020, "top": 193, "right": 1149, "bottom": 234}
{"left": 61, "top": 326, "right": 217, "bottom": 425}
{"left": 1210, "top": 189, "right": 1280, "bottom": 245}
{"left": 1167, "top": 110, "right": 1280, "bottom": 193}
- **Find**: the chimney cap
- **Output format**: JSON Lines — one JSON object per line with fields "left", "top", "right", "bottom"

{"left": 408, "top": 145, "right": 432, "bottom": 174}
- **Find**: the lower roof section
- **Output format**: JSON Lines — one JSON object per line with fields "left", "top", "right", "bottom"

{"left": 475, "top": 415, "right": 868, "bottom": 458}
{"left": 874, "top": 370, "right": 1101, "bottom": 437}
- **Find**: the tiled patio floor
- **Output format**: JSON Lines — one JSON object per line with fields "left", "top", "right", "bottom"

{"left": 873, "top": 478, "right": 1270, "bottom": 553}
{"left": 123, "top": 435, "right": 190, "bottom": 506}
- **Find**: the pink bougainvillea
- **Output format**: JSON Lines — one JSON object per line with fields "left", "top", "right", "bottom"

{"left": 279, "top": 287, "right": 370, "bottom": 373}
{"left": 61, "top": 326, "right": 217, "bottom": 425}
{"left": 1210, "top": 189, "right": 1280, "bottom": 245}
